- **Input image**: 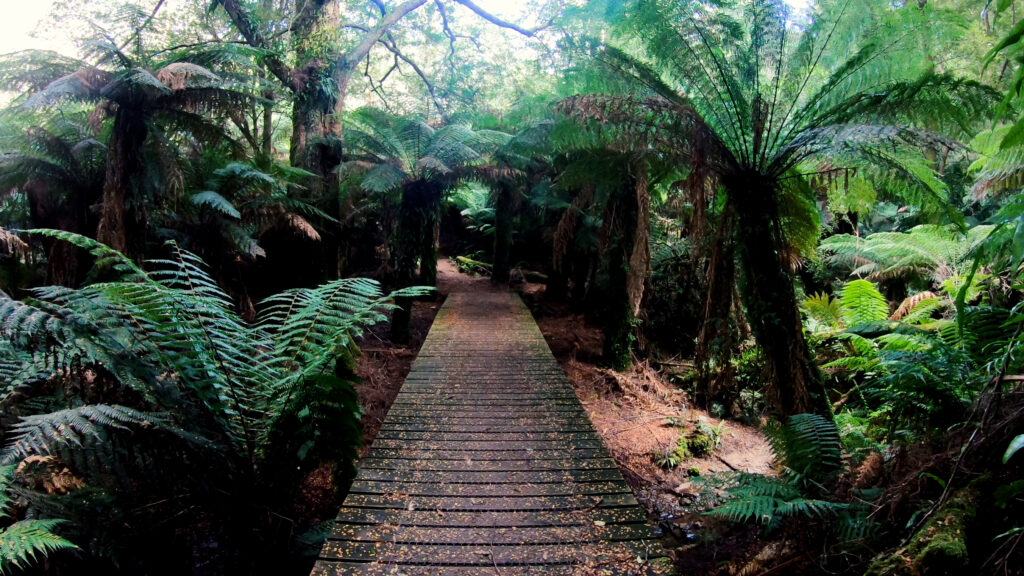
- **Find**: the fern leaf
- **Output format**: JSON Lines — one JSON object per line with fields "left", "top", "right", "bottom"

{"left": 1, "top": 405, "right": 164, "bottom": 464}
{"left": 840, "top": 280, "right": 889, "bottom": 326}
{"left": 0, "top": 519, "right": 76, "bottom": 574}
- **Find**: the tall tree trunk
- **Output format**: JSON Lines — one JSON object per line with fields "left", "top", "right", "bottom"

{"left": 730, "top": 174, "right": 832, "bottom": 417}
{"left": 390, "top": 180, "right": 434, "bottom": 344}
{"left": 696, "top": 198, "right": 737, "bottom": 403}
{"left": 290, "top": 0, "right": 345, "bottom": 280}
{"left": 96, "top": 107, "right": 147, "bottom": 256}
{"left": 492, "top": 183, "right": 516, "bottom": 284}
{"left": 626, "top": 168, "right": 650, "bottom": 316}
{"left": 418, "top": 186, "right": 441, "bottom": 286}
{"left": 602, "top": 179, "right": 638, "bottom": 371}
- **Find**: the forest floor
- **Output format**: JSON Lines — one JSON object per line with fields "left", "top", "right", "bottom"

{"left": 348, "top": 261, "right": 777, "bottom": 574}
{"left": 517, "top": 282, "right": 778, "bottom": 575}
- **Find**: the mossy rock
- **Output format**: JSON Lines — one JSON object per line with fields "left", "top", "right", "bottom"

{"left": 686, "top": 431, "right": 715, "bottom": 457}
{"left": 865, "top": 478, "right": 984, "bottom": 576}
{"left": 687, "top": 466, "right": 702, "bottom": 477}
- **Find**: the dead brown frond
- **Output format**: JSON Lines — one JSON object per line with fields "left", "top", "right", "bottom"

{"left": 156, "top": 63, "right": 221, "bottom": 91}
{"left": 890, "top": 291, "right": 938, "bottom": 321}
{"left": 283, "top": 213, "right": 320, "bottom": 241}
{"left": 0, "top": 227, "right": 29, "bottom": 260}
{"left": 552, "top": 185, "right": 593, "bottom": 271}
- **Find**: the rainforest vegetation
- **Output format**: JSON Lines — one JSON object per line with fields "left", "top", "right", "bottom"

{"left": 0, "top": 0, "right": 1023, "bottom": 574}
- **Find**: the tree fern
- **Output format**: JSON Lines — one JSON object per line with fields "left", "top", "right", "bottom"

{"left": 840, "top": 279, "right": 890, "bottom": 327}
{"left": 765, "top": 413, "right": 844, "bottom": 488}
{"left": 0, "top": 466, "right": 76, "bottom": 574}
{"left": 0, "top": 519, "right": 76, "bottom": 574}
{"left": 0, "top": 230, "right": 427, "bottom": 567}
{"left": 709, "top": 473, "right": 846, "bottom": 529}
{"left": 1, "top": 406, "right": 168, "bottom": 465}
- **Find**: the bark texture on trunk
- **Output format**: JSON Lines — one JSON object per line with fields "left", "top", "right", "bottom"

{"left": 730, "top": 173, "right": 831, "bottom": 417}
{"left": 97, "top": 107, "right": 147, "bottom": 256}
{"left": 390, "top": 180, "right": 439, "bottom": 343}
{"left": 492, "top": 183, "right": 515, "bottom": 284}
{"left": 626, "top": 168, "right": 649, "bottom": 317}
{"left": 696, "top": 198, "right": 737, "bottom": 402}
{"left": 601, "top": 175, "right": 640, "bottom": 371}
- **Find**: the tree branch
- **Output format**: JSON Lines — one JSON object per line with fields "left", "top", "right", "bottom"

{"left": 216, "top": 0, "right": 298, "bottom": 92}
{"left": 338, "top": 0, "right": 430, "bottom": 75}
{"left": 378, "top": 37, "right": 447, "bottom": 119}
{"left": 119, "top": 0, "right": 167, "bottom": 52}
{"left": 450, "top": 0, "right": 549, "bottom": 37}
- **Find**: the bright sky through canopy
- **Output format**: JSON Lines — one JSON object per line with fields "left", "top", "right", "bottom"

{"left": 0, "top": 0, "right": 812, "bottom": 56}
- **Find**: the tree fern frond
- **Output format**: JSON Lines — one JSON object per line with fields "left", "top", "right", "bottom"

{"left": 0, "top": 519, "right": 76, "bottom": 574}
{"left": 1, "top": 405, "right": 164, "bottom": 464}
{"left": 765, "top": 413, "right": 843, "bottom": 487}
{"left": 190, "top": 191, "right": 241, "bottom": 219}
{"left": 840, "top": 279, "right": 889, "bottom": 326}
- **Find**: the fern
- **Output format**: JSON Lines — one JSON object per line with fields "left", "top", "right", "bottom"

{"left": 1, "top": 406, "right": 167, "bottom": 465}
{"left": 765, "top": 413, "right": 843, "bottom": 489}
{"left": 803, "top": 292, "right": 843, "bottom": 334}
{"left": 0, "top": 465, "right": 76, "bottom": 573}
{"left": 840, "top": 279, "right": 890, "bottom": 327}
{"left": 0, "top": 519, "right": 77, "bottom": 574}
{"left": 708, "top": 474, "right": 845, "bottom": 528}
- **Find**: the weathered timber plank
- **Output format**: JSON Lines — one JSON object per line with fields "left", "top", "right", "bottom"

{"left": 341, "top": 491, "right": 639, "bottom": 511}
{"left": 329, "top": 522, "right": 656, "bottom": 544}
{"left": 348, "top": 479, "right": 630, "bottom": 497}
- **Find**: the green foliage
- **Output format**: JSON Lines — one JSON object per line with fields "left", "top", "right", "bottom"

{"left": 0, "top": 229, "right": 430, "bottom": 567}
{"left": 840, "top": 280, "right": 890, "bottom": 327}
{"left": 0, "top": 519, "right": 77, "bottom": 574}
{"left": 765, "top": 413, "right": 843, "bottom": 489}
{"left": 708, "top": 473, "right": 845, "bottom": 529}
{"left": 0, "top": 466, "right": 76, "bottom": 573}
{"left": 820, "top": 225, "right": 993, "bottom": 289}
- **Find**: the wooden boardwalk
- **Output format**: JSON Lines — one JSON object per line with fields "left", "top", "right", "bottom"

{"left": 312, "top": 290, "right": 666, "bottom": 575}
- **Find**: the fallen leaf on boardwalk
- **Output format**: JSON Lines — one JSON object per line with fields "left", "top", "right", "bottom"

{"left": 593, "top": 520, "right": 606, "bottom": 526}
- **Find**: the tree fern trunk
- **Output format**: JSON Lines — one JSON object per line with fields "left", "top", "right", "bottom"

{"left": 602, "top": 179, "right": 639, "bottom": 371}
{"left": 492, "top": 183, "right": 514, "bottom": 284}
{"left": 417, "top": 185, "right": 441, "bottom": 287}
{"left": 696, "top": 198, "right": 737, "bottom": 403}
{"left": 97, "top": 107, "right": 147, "bottom": 257}
{"left": 392, "top": 180, "right": 436, "bottom": 343}
{"left": 731, "top": 174, "right": 832, "bottom": 417}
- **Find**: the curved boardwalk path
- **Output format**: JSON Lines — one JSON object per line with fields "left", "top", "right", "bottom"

{"left": 312, "top": 290, "right": 666, "bottom": 575}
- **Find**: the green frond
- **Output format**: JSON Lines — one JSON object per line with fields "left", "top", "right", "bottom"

{"left": 0, "top": 51, "right": 83, "bottom": 93}
{"left": 840, "top": 279, "right": 889, "bottom": 326}
{"left": 709, "top": 473, "right": 846, "bottom": 527}
{"left": 190, "top": 191, "right": 241, "bottom": 219}
{"left": 0, "top": 519, "right": 76, "bottom": 574}
{"left": 765, "top": 413, "right": 843, "bottom": 487}
{"left": 2, "top": 405, "right": 165, "bottom": 464}
{"left": 803, "top": 292, "right": 843, "bottom": 334}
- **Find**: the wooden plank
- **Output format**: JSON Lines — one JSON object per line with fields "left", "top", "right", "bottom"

{"left": 369, "top": 439, "right": 607, "bottom": 451}
{"left": 374, "top": 431, "right": 601, "bottom": 442}
{"left": 348, "top": 479, "right": 631, "bottom": 498}
{"left": 329, "top": 522, "right": 657, "bottom": 544}
{"left": 331, "top": 508, "right": 650, "bottom": 527}
{"left": 341, "top": 492, "right": 639, "bottom": 511}
{"left": 354, "top": 468, "right": 623, "bottom": 484}
{"left": 360, "top": 450, "right": 614, "bottom": 463}
{"left": 318, "top": 539, "right": 662, "bottom": 564}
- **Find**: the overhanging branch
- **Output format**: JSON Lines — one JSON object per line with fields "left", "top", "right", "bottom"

{"left": 450, "top": 0, "right": 549, "bottom": 37}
